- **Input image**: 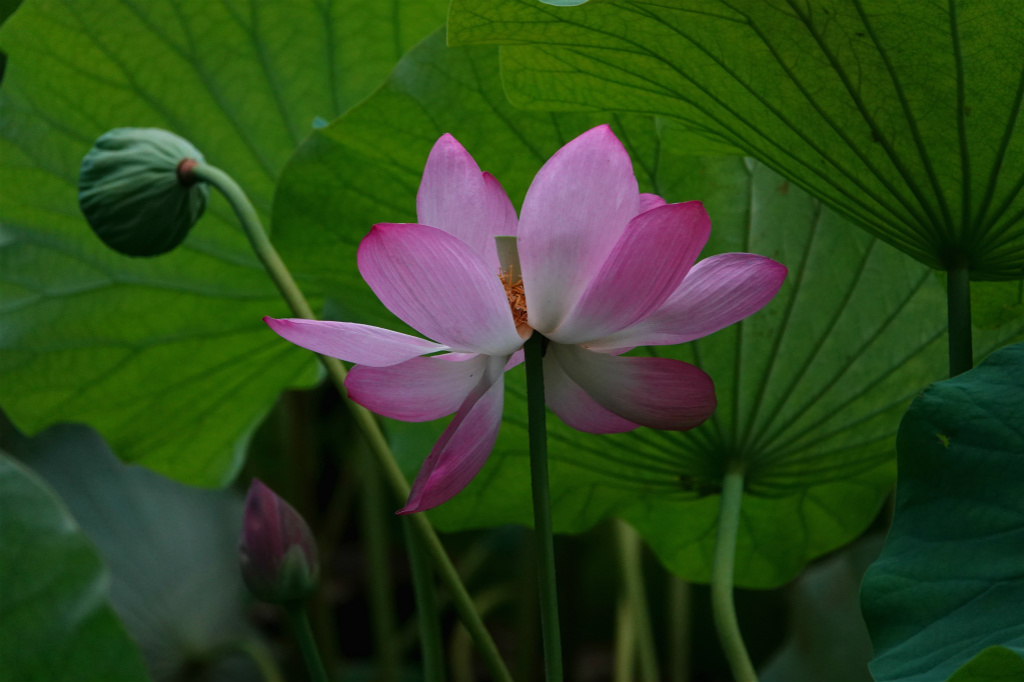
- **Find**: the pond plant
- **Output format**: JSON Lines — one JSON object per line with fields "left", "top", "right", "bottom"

{"left": 0, "top": 2, "right": 1022, "bottom": 681}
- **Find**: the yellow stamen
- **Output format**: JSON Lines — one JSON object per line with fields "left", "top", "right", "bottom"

{"left": 499, "top": 264, "right": 530, "bottom": 332}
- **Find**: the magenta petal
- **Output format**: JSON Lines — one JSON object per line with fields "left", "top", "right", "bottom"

{"left": 482, "top": 172, "right": 519, "bottom": 237}
{"left": 358, "top": 223, "right": 522, "bottom": 355}
{"left": 544, "top": 353, "right": 639, "bottom": 433}
{"left": 397, "top": 360, "right": 506, "bottom": 514}
{"left": 550, "top": 344, "right": 716, "bottom": 430}
{"left": 264, "top": 317, "right": 446, "bottom": 366}
{"left": 638, "top": 193, "right": 667, "bottom": 212}
{"left": 518, "top": 125, "right": 640, "bottom": 333}
{"left": 416, "top": 135, "right": 518, "bottom": 266}
{"left": 550, "top": 201, "right": 711, "bottom": 344}
{"left": 346, "top": 353, "right": 488, "bottom": 422}
{"left": 588, "top": 253, "right": 788, "bottom": 350}
{"left": 504, "top": 349, "right": 525, "bottom": 371}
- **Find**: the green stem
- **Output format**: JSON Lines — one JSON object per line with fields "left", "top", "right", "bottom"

{"left": 615, "top": 519, "right": 660, "bottom": 682}
{"left": 283, "top": 392, "right": 340, "bottom": 673}
{"left": 451, "top": 587, "right": 511, "bottom": 682}
{"left": 613, "top": 594, "right": 636, "bottom": 682}
{"left": 711, "top": 467, "right": 757, "bottom": 682}
{"left": 408, "top": 511, "right": 512, "bottom": 682}
{"left": 285, "top": 604, "right": 329, "bottom": 682}
{"left": 357, "top": 451, "right": 399, "bottom": 682}
{"left": 947, "top": 265, "right": 973, "bottom": 377}
{"left": 193, "top": 162, "right": 513, "bottom": 682}
{"left": 513, "top": 530, "right": 540, "bottom": 682}
{"left": 405, "top": 518, "right": 445, "bottom": 682}
{"left": 667, "top": 574, "right": 691, "bottom": 682}
{"left": 524, "top": 332, "right": 563, "bottom": 682}
{"left": 190, "top": 164, "right": 319, "bottom": 321}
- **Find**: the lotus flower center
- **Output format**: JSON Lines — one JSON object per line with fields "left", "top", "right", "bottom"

{"left": 499, "top": 265, "right": 530, "bottom": 334}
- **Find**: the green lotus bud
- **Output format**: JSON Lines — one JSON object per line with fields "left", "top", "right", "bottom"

{"left": 78, "top": 127, "right": 209, "bottom": 257}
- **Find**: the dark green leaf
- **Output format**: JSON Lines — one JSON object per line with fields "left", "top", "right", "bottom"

{"left": 0, "top": 0, "right": 446, "bottom": 485}
{"left": 972, "top": 279, "right": 1024, "bottom": 329}
{"left": 449, "top": 0, "right": 1024, "bottom": 280}
{"left": 948, "top": 647, "right": 1024, "bottom": 682}
{"left": 273, "top": 35, "right": 613, "bottom": 313}
{"left": 0, "top": 0, "right": 20, "bottom": 28}
{"left": 861, "top": 342, "right": 1024, "bottom": 682}
{"left": 0, "top": 450, "right": 150, "bottom": 682}
{"left": 16, "top": 424, "right": 256, "bottom": 681}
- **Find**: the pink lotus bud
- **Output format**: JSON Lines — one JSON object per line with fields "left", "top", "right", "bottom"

{"left": 239, "top": 479, "right": 320, "bottom": 604}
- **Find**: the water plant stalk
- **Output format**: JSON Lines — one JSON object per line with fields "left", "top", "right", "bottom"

{"left": 613, "top": 595, "right": 636, "bottom": 682}
{"left": 524, "top": 332, "right": 563, "bottom": 682}
{"left": 190, "top": 162, "right": 513, "bottom": 682}
{"left": 285, "top": 604, "right": 329, "bottom": 682}
{"left": 405, "top": 520, "right": 445, "bottom": 682}
{"left": 514, "top": 531, "right": 540, "bottom": 682}
{"left": 711, "top": 466, "right": 757, "bottom": 682}
{"left": 668, "top": 574, "right": 692, "bottom": 682}
{"left": 357, "top": 452, "right": 400, "bottom": 681}
{"left": 615, "top": 519, "right": 660, "bottom": 682}
{"left": 947, "top": 265, "right": 973, "bottom": 377}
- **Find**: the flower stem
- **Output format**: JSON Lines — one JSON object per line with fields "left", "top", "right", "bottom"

{"left": 613, "top": 594, "right": 636, "bottom": 682}
{"left": 356, "top": 451, "right": 400, "bottom": 682}
{"left": 192, "top": 162, "right": 513, "bottom": 682}
{"left": 189, "top": 164, "right": 319, "bottom": 322}
{"left": 524, "top": 332, "right": 563, "bottom": 682}
{"left": 614, "top": 519, "right": 660, "bottom": 682}
{"left": 947, "top": 264, "right": 973, "bottom": 377}
{"left": 405, "top": 518, "right": 445, "bottom": 682}
{"left": 667, "top": 574, "right": 692, "bottom": 682}
{"left": 285, "top": 603, "right": 329, "bottom": 682}
{"left": 711, "top": 466, "right": 757, "bottom": 682}
{"left": 513, "top": 531, "right": 540, "bottom": 681}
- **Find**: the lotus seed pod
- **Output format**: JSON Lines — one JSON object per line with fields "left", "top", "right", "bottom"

{"left": 78, "top": 128, "right": 209, "bottom": 257}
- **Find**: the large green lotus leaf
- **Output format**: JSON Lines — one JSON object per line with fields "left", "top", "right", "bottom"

{"left": 273, "top": 33, "right": 1024, "bottom": 586}
{"left": 0, "top": 0, "right": 446, "bottom": 486}
{"left": 15, "top": 424, "right": 255, "bottom": 681}
{"left": 0, "top": 450, "right": 150, "bottom": 682}
{"left": 970, "top": 278, "right": 1024, "bottom": 329}
{"left": 448, "top": 0, "right": 1024, "bottom": 281}
{"left": 273, "top": 34, "right": 612, "bottom": 314}
{"left": 861, "top": 342, "right": 1024, "bottom": 682}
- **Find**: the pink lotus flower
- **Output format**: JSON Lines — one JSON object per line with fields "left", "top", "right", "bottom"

{"left": 266, "top": 126, "right": 786, "bottom": 513}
